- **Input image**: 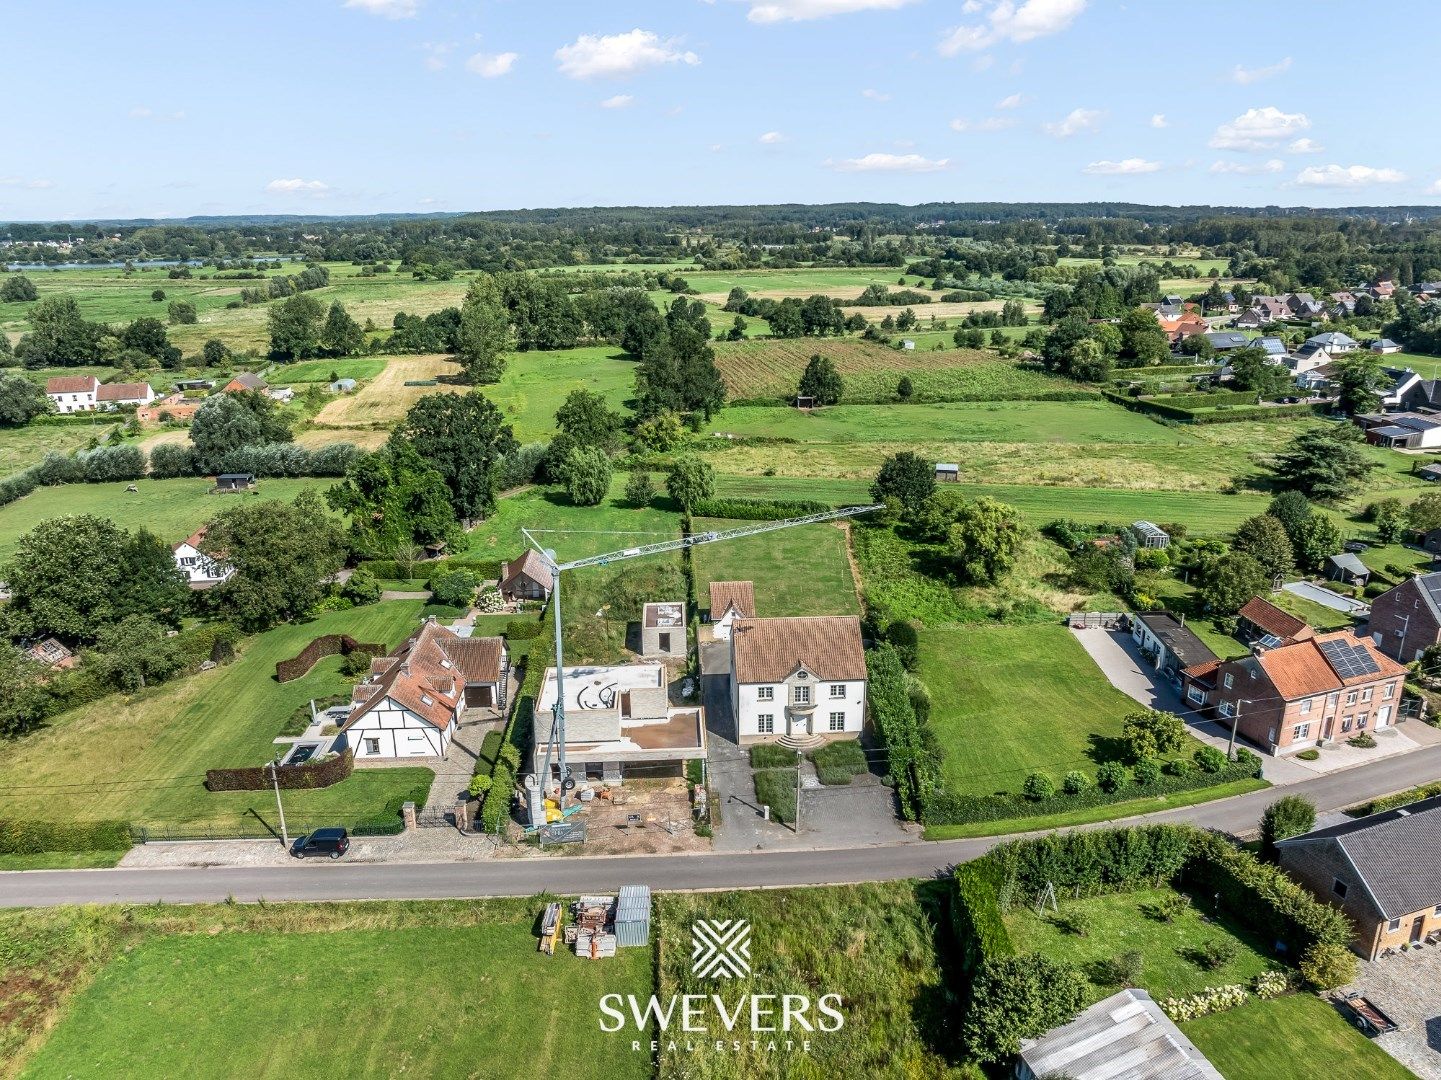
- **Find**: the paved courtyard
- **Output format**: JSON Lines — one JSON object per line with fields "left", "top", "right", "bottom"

{"left": 1340, "top": 943, "right": 1441, "bottom": 1079}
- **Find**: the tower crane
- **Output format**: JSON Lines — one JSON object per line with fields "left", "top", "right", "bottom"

{"left": 521, "top": 502, "right": 882, "bottom": 823}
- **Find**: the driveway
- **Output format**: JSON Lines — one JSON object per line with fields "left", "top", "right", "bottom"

{"left": 1340, "top": 945, "right": 1441, "bottom": 1079}
{"left": 1283, "top": 580, "right": 1370, "bottom": 616}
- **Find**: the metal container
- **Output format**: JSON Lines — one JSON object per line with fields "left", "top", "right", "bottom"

{"left": 614, "top": 884, "right": 652, "bottom": 948}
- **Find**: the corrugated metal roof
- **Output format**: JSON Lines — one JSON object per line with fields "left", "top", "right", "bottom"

{"left": 1019, "top": 989, "right": 1223, "bottom": 1080}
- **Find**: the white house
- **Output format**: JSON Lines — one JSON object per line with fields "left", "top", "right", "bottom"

{"left": 96, "top": 381, "right": 155, "bottom": 409}
{"left": 730, "top": 615, "right": 867, "bottom": 745}
{"left": 531, "top": 662, "right": 705, "bottom": 787}
{"left": 44, "top": 375, "right": 99, "bottom": 413}
{"left": 171, "top": 526, "right": 233, "bottom": 589}
{"left": 341, "top": 619, "right": 507, "bottom": 759}
{"left": 707, "top": 580, "right": 755, "bottom": 641}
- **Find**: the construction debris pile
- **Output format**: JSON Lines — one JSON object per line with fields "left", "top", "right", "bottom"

{"left": 537, "top": 886, "right": 652, "bottom": 961}
{"left": 568, "top": 895, "right": 617, "bottom": 959}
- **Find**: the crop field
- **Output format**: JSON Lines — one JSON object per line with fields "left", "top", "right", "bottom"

{"left": 479, "top": 345, "right": 636, "bottom": 441}
{"left": 692, "top": 517, "right": 860, "bottom": 617}
{"left": 714, "top": 338, "right": 1082, "bottom": 402}
{"left": 0, "top": 600, "right": 433, "bottom": 827}
{"left": 8, "top": 900, "right": 653, "bottom": 1080}
{"left": 311, "top": 353, "right": 463, "bottom": 427}
{"left": 0, "top": 476, "right": 336, "bottom": 561}
{"left": 266, "top": 357, "right": 388, "bottom": 384}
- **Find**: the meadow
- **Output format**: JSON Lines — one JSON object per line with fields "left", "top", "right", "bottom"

{"left": 310, "top": 353, "right": 462, "bottom": 428}
{"left": 0, "top": 420, "right": 119, "bottom": 481}
{"left": 0, "top": 476, "right": 336, "bottom": 561}
{"left": 0, "top": 600, "right": 434, "bottom": 827}
{"left": 7, "top": 900, "right": 653, "bottom": 1080}
{"left": 691, "top": 516, "right": 861, "bottom": 617}
{"left": 478, "top": 345, "right": 636, "bottom": 442}
{"left": 266, "top": 356, "right": 388, "bottom": 384}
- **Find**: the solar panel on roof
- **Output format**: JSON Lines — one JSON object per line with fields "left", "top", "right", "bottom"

{"left": 1318, "top": 639, "right": 1380, "bottom": 679}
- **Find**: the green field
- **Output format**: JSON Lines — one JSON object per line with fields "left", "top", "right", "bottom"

{"left": 12, "top": 901, "right": 653, "bottom": 1080}
{"left": 0, "top": 600, "right": 434, "bottom": 827}
{"left": 919, "top": 624, "right": 1154, "bottom": 796}
{"left": 1181, "top": 993, "right": 1415, "bottom": 1080}
{"left": 692, "top": 516, "right": 860, "bottom": 617}
{"left": 266, "top": 357, "right": 388, "bottom": 383}
{"left": 479, "top": 345, "right": 637, "bottom": 442}
{"left": 0, "top": 420, "right": 121, "bottom": 481}
{"left": 0, "top": 476, "right": 337, "bottom": 562}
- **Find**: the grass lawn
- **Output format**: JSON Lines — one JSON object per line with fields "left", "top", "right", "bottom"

{"left": 1182, "top": 992, "right": 1416, "bottom": 1080}
{"left": 1269, "top": 588, "right": 1358, "bottom": 632}
{"left": 0, "top": 601, "right": 434, "bottom": 827}
{"left": 0, "top": 850, "right": 128, "bottom": 870}
{"left": 266, "top": 356, "right": 388, "bottom": 384}
{"left": 692, "top": 516, "right": 860, "bottom": 617}
{"left": 1003, "top": 886, "right": 1275, "bottom": 1002}
{"left": 0, "top": 476, "right": 336, "bottom": 562}
{"left": 919, "top": 624, "right": 1148, "bottom": 796}
{"left": 655, "top": 883, "right": 965, "bottom": 1079}
{"left": 0, "top": 420, "right": 121, "bottom": 482}
{"left": 478, "top": 345, "right": 636, "bottom": 442}
{"left": 12, "top": 900, "right": 653, "bottom": 1080}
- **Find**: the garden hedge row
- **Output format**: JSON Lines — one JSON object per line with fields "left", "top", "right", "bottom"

{"left": 726, "top": 389, "right": 1102, "bottom": 409}
{"left": 866, "top": 645, "right": 929, "bottom": 820}
{"left": 0, "top": 818, "right": 133, "bottom": 855}
{"left": 205, "top": 749, "right": 355, "bottom": 792}
{"left": 691, "top": 497, "right": 831, "bottom": 521}
{"left": 1101, "top": 389, "right": 1326, "bottom": 425}
{"left": 274, "top": 635, "right": 384, "bottom": 683}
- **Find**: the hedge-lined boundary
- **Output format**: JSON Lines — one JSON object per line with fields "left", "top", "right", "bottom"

{"left": 1101, "top": 389, "right": 1327, "bottom": 425}
{"left": 205, "top": 749, "right": 355, "bottom": 792}
{"left": 275, "top": 635, "right": 384, "bottom": 683}
{"left": 0, "top": 819, "right": 133, "bottom": 855}
{"left": 691, "top": 497, "right": 831, "bottom": 521}
{"left": 725, "top": 389, "right": 1103, "bottom": 408}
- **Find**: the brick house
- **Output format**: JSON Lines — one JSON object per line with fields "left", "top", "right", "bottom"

{"left": 1367, "top": 572, "right": 1441, "bottom": 662}
{"left": 1236, "top": 595, "right": 1315, "bottom": 649}
{"left": 1181, "top": 630, "right": 1405, "bottom": 755}
{"left": 1277, "top": 795, "right": 1441, "bottom": 959}
{"left": 730, "top": 616, "right": 867, "bottom": 746}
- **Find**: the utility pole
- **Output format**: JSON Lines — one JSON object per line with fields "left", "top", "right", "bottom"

{"left": 268, "top": 760, "right": 289, "bottom": 848}
{"left": 1226, "top": 699, "right": 1249, "bottom": 761}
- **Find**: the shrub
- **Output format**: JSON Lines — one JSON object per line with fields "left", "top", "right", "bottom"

{"left": 812, "top": 739, "right": 867, "bottom": 783}
{"left": 1252, "top": 969, "right": 1290, "bottom": 999}
{"left": 750, "top": 744, "right": 797, "bottom": 769}
{"left": 1142, "top": 892, "right": 1190, "bottom": 923}
{"left": 339, "top": 650, "right": 373, "bottom": 677}
{"left": 1296, "top": 748, "right": 1320, "bottom": 761}
{"left": 754, "top": 768, "right": 798, "bottom": 824}
{"left": 504, "top": 618, "right": 544, "bottom": 641}
{"left": 1132, "top": 758, "right": 1161, "bottom": 786}
{"left": 1159, "top": 985, "right": 1250, "bottom": 1022}
{"left": 868, "top": 645, "right": 929, "bottom": 821}
{"left": 340, "top": 566, "right": 381, "bottom": 606}
{"left": 1259, "top": 795, "right": 1317, "bottom": 861}
{"left": 1194, "top": 745, "right": 1226, "bottom": 773}
{"left": 1103, "top": 950, "right": 1144, "bottom": 987}
{"left": 884, "top": 619, "right": 920, "bottom": 670}
{"left": 624, "top": 469, "right": 655, "bottom": 508}
{"left": 497, "top": 743, "right": 521, "bottom": 773}
{"left": 1062, "top": 770, "right": 1090, "bottom": 796}
{"left": 1051, "top": 908, "right": 1092, "bottom": 937}
{"left": 1122, "top": 709, "right": 1187, "bottom": 762}
{"left": 479, "top": 765, "right": 513, "bottom": 832}
{"left": 1298, "top": 940, "right": 1357, "bottom": 990}
{"left": 962, "top": 953, "right": 1087, "bottom": 1063}
{"left": 468, "top": 773, "right": 493, "bottom": 798}
{"left": 1023, "top": 773, "right": 1055, "bottom": 800}
{"left": 1096, "top": 761, "right": 1128, "bottom": 794}
{"left": 689, "top": 497, "right": 829, "bottom": 521}
{"left": 429, "top": 568, "right": 482, "bottom": 608}
{"left": 1347, "top": 732, "right": 1376, "bottom": 748}
{"left": 1164, "top": 758, "right": 1194, "bottom": 779}
{"left": 1193, "top": 937, "right": 1239, "bottom": 970}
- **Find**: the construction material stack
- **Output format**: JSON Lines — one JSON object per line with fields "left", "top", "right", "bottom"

{"left": 614, "top": 885, "right": 652, "bottom": 948}
{"left": 570, "top": 894, "right": 618, "bottom": 959}
{"left": 538, "top": 901, "right": 562, "bottom": 955}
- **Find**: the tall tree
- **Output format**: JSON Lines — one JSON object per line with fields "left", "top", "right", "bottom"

{"left": 456, "top": 273, "right": 509, "bottom": 383}
{"left": 91, "top": 615, "right": 183, "bottom": 691}
{"left": 1331, "top": 353, "right": 1389, "bottom": 415}
{"left": 0, "top": 371, "right": 50, "bottom": 426}
{"left": 1199, "top": 551, "right": 1269, "bottom": 614}
{"left": 1232, "top": 514, "right": 1294, "bottom": 579}
{"left": 0, "top": 644, "right": 47, "bottom": 737}
{"left": 871, "top": 451, "right": 935, "bottom": 516}
{"left": 189, "top": 390, "right": 292, "bottom": 472}
{"left": 798, "top": 354, "right": 843, "bottom": 405}
{"left": 1117, "top": 305, "right": 1169, "bottom": 366}
{"left": 267, "top": 292, "right": 326, "bottom": 360}
{"left": 202, "top": 492, "right": 346, "bottom": 631}
{"left": 948, "top": 496, "right": 1025, "bottom": 584}
{"left": 392, "top": 392, "right": 518, "bottom": 521}
{"left": 666, "top": 456, "right": 715, "bottom": 512}
{"left": 557, "top": 446, "right": 612, "bottom": 506}
{"left": 1272, "top": 426, "right": 1378, "bottom": 501}
{"left": 326, "top": 442, "right": 458, "bottom": 557}
{"left": 321, "top": 301, "right": 365, "bottom": 356}
{"left": 1229, "top": 346, "right": 1291, "bottom": 397}
{"left": 17, "top": 295, "right": 104, "bottom": 367}
{"left": 555, "top": 388, "right": 623, "bottom": 451}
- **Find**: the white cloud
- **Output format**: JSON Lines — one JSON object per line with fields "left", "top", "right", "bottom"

{"left": 758, "top": 130, "right": 788, "bottom": 144}
{"left": 861, "top": 88, "right": 891, "bottom": 101}
{"left": 343, "top": 0, "right": 419, "bottom": 18}
{"left": 129, "top": 106, "right": 186, "bottom": 121}
{"left": 1082, "top": 158, "right": 1161, "bottom": 175}
{"left": 1150, "top": 113, "right": 1167, "bottom": 128}
{"left": 1428, "top": 179, "right": 1441, "bottom": 197}
{"left": 1209, "top": 159, "right": 1284, "bottom": 175}
{"left": 970, "top": 54, "right": 995, "bottom": 72}
{"left": 600, "top": 94, "right": 635, "bottom": 109}
{"left": 0, "top": 177, "right": 53, "bottom": 189}
{"left": 949, "top": 116, "right": 1016, "bottom": 133}
{"left": 1230, "top": 57, "right": 1291, "bottom": 84}
{"left": 1208, "top": 106, "right": 1309, "bottom": 151}
{"left": 1043, "top": 107, "right": 1102, "bottom": 137}
{"left": 265, "top": 178, "right": 331, "bottom": 196}
{"left": 995, "top": 92, "right": 1026, "bottom": 109}
{"left": 554, "top": 29, "right": 699, "bottom": 79}
{"left": 1287, "top": 137, "right": 1324, "bottom": 154}
{"left": 466, "top": 51, "right": 518, "bottom": 78}
{"left": 1294, "top": 164, "right": 1407, "bottom": 188}
{"left": 421, "top": 43, "right": 455, "bottom": 72}
{"left": 939, "top": 0, "right": 1087, "bottom": 56}
{"left": 742, "top": 0, "right": 918, "bottom": 22}
{"left": 830, "top": 152, "right": 950, "bottom": 172}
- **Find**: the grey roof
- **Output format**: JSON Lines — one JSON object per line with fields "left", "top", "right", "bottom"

{"left": 1277, "top": 795, "right": 1441, "bottom": 919}
{"left": 1372, "top": 338, "right": 1400, "bottom": 349}
{"left": 1019, "top": 989, "right": 1223, "bottom": 1080}
{"left": 1326, "top": 552, "right": 1370, "bottom": 576}
{"left": 1307, "top": 331, "right": 1358, "bottom": 347}
{"left": 1135, "top": 611, "right": 1219, "bottom": 670}
{"left": 1204, "top": 331, "right": 1250, "bottom": 350}
{"left": 1257, "top": 336, "right": 1287, "bottom": 355}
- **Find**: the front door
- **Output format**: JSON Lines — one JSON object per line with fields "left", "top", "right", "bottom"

{"left": 1377, "top": 705, "right": 1392, "bottom": 729}
{"left": 1411, "top": 916, "right": 1425, "bottom": 944}
{"left": 789, "top": 710, "right": 807, "bottom": 737}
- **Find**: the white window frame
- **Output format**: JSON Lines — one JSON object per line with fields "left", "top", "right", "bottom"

{"left": 363, "top": 737, "right": 381, "bottom": 755}
{"left": 1222, "top": 673, "right": 1234, "bottom": 690}
{"left": 1383, "top": 682, "right": 1395, "bottom": 699}
{"left": 756, "top": 713, "right": 774, "bottom": 735}
{"left": 757, "top": 686, "right": 774, "bottom": 702}
{"left": 828, "top": 684, "right": 846, "bottom": 700}
{"left": 1218, "top": 700, "right": 1235, "bottom": 718}
{"left": 1293, "top": 722, "right": 1310, "bottom": 741}
{"left": 1360, "top": 687, "right": 1373, "bottom": 703}
{"left": 1357, "top": 712, "right": 1369, "bottom": 729}
{"left": 828, "top": 711, "right": 845, "bottom": 732}
{"left": 1187, "top": 684, "right": 1204, "bottom": 704}
{"left": 1300, "top": 698, "right": 1313, "bottom": 714}
{"left": 793, "top": 685, "right": 811, "bottom": 705}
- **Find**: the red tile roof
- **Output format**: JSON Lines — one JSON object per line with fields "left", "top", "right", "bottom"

{"left": 1252, "top": 631, "right": 1405, "bottom": 700}
{"left": 343, "top": 620, "right": 505, "bottom": 732}
{"left": 44, "top": 376, "right": 99, "bottom": 395}
{"left": 709, "top": 580, "right": 755, "bottom": 619}
{"left": 731, "top": 616, "right": 866, "bottom": 683}
{"left": 96, "top": 381, "right": 151, "bottom": 401}
{"left": 502, "top": 549, "right": 553, "bottom": 591}
{"left": 1238, "top": 596, "right": 1314, "bottom": 644}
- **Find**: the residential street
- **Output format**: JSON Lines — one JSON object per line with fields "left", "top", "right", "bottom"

{"left": 4, "top": 742, "right": 1437, "bottom": 909}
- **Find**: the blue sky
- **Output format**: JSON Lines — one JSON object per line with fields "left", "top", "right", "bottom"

{"left": 3, "top": 0, "right": 1439, "bottom": 220}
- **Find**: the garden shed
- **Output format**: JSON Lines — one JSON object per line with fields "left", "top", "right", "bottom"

{"left": 1132, "top": 521, "right": 1170, "bottom": 549}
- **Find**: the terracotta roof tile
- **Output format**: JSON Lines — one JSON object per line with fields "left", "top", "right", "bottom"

{"left": 45, "top": 376, "right": 99, "bottom": 395}
{"left": 1256, "top": 641, "right": 1343, "bottom": 699}
{"left": 709, "top": 580, "right": 755, "bottom": 619}
{"left": 502, "top": 549, "right": 553, "bottom": 590}
{"left": 96, "top": 381, "right": 151, "bottom": 401}
{"left": 1238, "top": 596, "right": 1313, "bottom": 643}
{"left": 731, "top": 616, "right": 866, "bottom": 683}
{"left": 343, "top": 620, "right": 505, "bottom": 733}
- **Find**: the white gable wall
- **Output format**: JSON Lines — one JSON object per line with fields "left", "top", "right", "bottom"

{"left": 347, "top": 699, "right": 451, "bottom": 758}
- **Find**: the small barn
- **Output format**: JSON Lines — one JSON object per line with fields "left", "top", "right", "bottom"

{"left": 214, "top": 473, "right": 256, "bottom": 492}
{"left": 935, "top": 463, "right": 960, "bottom": 482}
{"left": 329, "top": 378, "right": 357, "bottom": 393}
{"left": 1325, "top": 552, "right": 1371, "bottom": 587}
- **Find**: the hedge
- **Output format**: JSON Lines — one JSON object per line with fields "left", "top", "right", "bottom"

{"left": 754, "top": 768, "right": 798, "bottom": 824}
{"left": 275, "top": 634, "right": 384, "bottom": 682}
{"left": 1100, "top": 389, "right": 1326, "bottom": 425}
{"left": 867, "top": 645, "right": 928, "bottom": 820}
{"left": 750, "top": 744, "right": 798, "bottom": 769}
{"left": 504, "top": 617, "right": 545, "bottom": 640}
{"left": 0, "top": 819, "right": 133, "bottom": 855}
{"left": 952, "top": 858, "right": 1014, "bottom": 978}
{"left": 920, "top": 753, "right": 1261, "bottom": 826}
{"left": 205, "top": 749, "right": 355, "bottom": 792}
{"left": 691, "top": 497, "right": 830, "bottom": 521}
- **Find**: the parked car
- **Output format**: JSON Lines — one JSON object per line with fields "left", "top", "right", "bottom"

{"left": 291, "top": 827, "right": 350, "bottom": 859}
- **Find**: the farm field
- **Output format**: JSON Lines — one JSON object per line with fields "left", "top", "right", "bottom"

{"left": 714, "top": 338, "right": 1082, "bottom": 402}
{"left": 1181, "top": 993, "right": 1415, "bottom": 1080}
{"left": 919, "top": 624, "right": 1157, "bottom": 797}
{"left": 311, "top": 353, "right": 462, "bottom": 428}
{"left": 0, "top": 476, "right": 336, "bottom": 561}
{"left": 0, "top": 600, "right": 434, "bottom": 827}
{"left": 0, "top": 420, "right": 119, "bottom": 481}
{"left": 713, "top": 399, "right": 1188, "bottom": 445}
{"left": 479, "top": 345, "right": 636, "bottom": 441}
{"left": 691, "top": 516, "right": 860, "bottom": 617}
{"left": 265, "top": 357, "right": 388, "bottom": 384}
{"left": 10, "top": 901, "right": 654, "bottom": 1080}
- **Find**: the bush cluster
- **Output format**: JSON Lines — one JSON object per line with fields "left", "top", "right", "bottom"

{"left": 0, "top": 819, "right": 133, "bottom": 855}
{"left": 689, "top": 497, "right": 830, "bottom": 521}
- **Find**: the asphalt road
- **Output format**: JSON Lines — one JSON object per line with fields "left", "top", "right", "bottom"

{"left": 3, "top": 743, "right": 1437, "bottom": 909}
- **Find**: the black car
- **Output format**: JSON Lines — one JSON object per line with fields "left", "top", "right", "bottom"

{"left": 291, "top": 828, "right": 350, "bottom": 859}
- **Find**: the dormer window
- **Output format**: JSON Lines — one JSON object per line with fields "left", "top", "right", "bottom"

{"left": 440, "top": 659, "right": 452, "bottom": 669}
{"left": 420, "top": 694, "right": 434, "bottom": 706}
